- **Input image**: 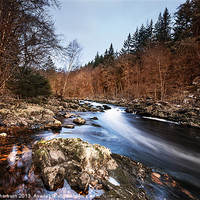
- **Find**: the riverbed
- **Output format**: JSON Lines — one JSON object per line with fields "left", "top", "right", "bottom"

{"left": 0, "top": 101, "right": 200, "bottom": 199}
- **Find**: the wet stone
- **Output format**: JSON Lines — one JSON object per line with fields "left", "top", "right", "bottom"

{"left": 32, "top": 138, "right": 151, "bottom": 199}
{"left": 73, "top": 117, "right": 86, "bottom": 125}
{"left": 63, "top": 124, "right": 75, "bottom": 129}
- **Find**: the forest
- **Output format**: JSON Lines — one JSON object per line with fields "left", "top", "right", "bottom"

{"left": 0, "top": 0, "right": 200, "bottom": 103}
{"left": 57, "top": 0, "right": 200, "bottom": 102}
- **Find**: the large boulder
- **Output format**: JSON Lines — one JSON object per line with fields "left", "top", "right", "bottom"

{"left": 32, "top": 138, "right": 117, "bottom": 193}
{"left": 32, "top": 138, "right": 151, "bottom": 199}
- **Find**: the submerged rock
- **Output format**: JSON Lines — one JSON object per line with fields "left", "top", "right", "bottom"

{"left": 64, "top": 112, "right": 77, "bottom": 118}
{"left": 73, "top": 117, "right": 86, "bottom": 125}
{"left": 91, "top": 117, "right": 98, "bottom": 120}
{"left": 45, "top": 119, "right": 62, "bottom": 130}
{"left": 103, "top": 105, "right": 111, "bottom": 110}
{"left": 63, "top": 124, "right": 75, "bottom": 129}
{"left": 32, "top": 138, "right": 151, "bottom": 199}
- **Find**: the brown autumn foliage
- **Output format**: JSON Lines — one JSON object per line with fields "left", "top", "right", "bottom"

{"left": 47, "top": 37, "right": 199, "bottom": 102}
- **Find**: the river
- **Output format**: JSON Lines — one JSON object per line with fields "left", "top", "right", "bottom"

{"left": 0, "top": 101, "right": 200, "bottom": 199}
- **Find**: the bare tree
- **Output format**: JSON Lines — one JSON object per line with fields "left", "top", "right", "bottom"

{"left": 142, "top": 46, "right": 172, "bottom": 100}
{"left": 0, "top": 0, "right": 61, "bottom": 92}
{"left": 61, "top": 39, "right": 82, "bottom": 97}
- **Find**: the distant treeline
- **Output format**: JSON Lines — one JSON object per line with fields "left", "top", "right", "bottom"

{"left": 51, "top": 0, "right": 199, "bottom": 101}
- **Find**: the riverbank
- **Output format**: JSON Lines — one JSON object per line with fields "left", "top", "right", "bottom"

{"left": 0, "top": 91, "right": 199, "bottom": 136}
{"left": 0, "top": 95, "right": 105, "bottom": 135}
{"left": 92, "top": 80, "right": 200, "bottom": 128}
{"left": 90, "top": 96, "right": 200, "bottom": 129}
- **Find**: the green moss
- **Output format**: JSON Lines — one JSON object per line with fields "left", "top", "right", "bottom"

{"left": 35, "top": 149, "right": 48, "bottom": 159}
{"left": 93, "top": 146, "right": 104, "bottom": 159}
{"left": 75, "top": 144, "right": 84, "bottom": 157}
{"left": 38, "top": 140, "right": 47, "bottom": 144}
{"left": 111, "top": 169, "right": 131, "bottom": 185}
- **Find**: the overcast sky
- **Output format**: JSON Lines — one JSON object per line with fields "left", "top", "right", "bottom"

{"left": 51, "top": 0, "right": 185, "bottom": 66}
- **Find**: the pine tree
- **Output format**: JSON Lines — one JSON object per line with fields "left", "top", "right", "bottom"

{"left": 174, "top": 0, "right": 191, "bottom": 41}
{"left": 120, "top": 33, "right": 132, "bottom": 55}
{"left": 8, "top": 67, "right": 52, "bottom": 98}
{"left": 154, "top": 12, "right": 163, "bottom": 42}
{"left": 130, "top": 27, "right": 140, "bottom": 54}
{"left": 146, "top": 19, "right": 154, "bottom": 43}
{"left": 191, "top": 0, "right": 200, "bottom": 37}
{"left": 154, "top": 8, "right": 171, "bottom": 43}
{"left": 43, "top": 56, "right": 56, "bottom": 72}
{"left": 138, "top": 23, "right": 148, "bottom": 50}
{"left": 108, "top": 43, "right": 114, "bottom": 60}
{"left": 104, "top": 49, "right": 109, "bottom": 60}
{"left": 174, "top": 0, "right": 200, "bottom": 41}
{"left": 93, "top": 52, "right": 100, "bottom": 67}
{"left": 162, "top": 8, "right": 171, "bottom": 42}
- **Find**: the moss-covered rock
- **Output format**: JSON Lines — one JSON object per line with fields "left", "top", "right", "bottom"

{"left": 32, "top": 138, "right": 117, "bottom": 193}
{"left": 32, "top": 138, "right": 151, "bottom": 199}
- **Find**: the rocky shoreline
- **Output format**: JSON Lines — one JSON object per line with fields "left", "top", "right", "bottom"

{"left": 31, "top": 138, "right": 154, "bottom": 199}
{"left": 91, "top": 80, "right": 200, "bottom": 129}
{"left": 0, "top": 94, "right": 199, "bottom": 136}
{"left": 0, "top": 97, "right": 105, "bottom": 135}
{"left": 31, "top": 138, "right": 196, "bottom": 200}
{"left": 32, "top": 138, "right": 148, "bottom": 199}
{"left": 89, "top": 94, "right": 200, "bottom": 129}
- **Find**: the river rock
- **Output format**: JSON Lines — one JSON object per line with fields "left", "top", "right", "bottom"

{"left": 32, "top": 138, "right": 151, "bottom": 199}
{"left": 46, "top": 119, "right": 62, "bottom": 130}
{"left": 42, "top": 165, "right": 65, "bottom": 191}
{"left": 32, "top": 138, "right": 118, "bottom": 192}
{"left": 73, "top": 117, "right": 86, "bottom": 125}
{"left": 91, "top": 117, "right": 98, "bottom": 120}
{"left": 64, "top": 112, "right": 77, "bottom": 118}
{"left": 63, "top": 124, "right": 74, "bottom": 129}
{"left": 125, "top": 107, "right": 133, "bottom": 113}
{"left": 103, "top": 105, "right": 111, "bottom": 110}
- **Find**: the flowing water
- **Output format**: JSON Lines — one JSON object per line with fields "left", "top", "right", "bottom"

{"left": 0, "top": 101, "right": 200, "bottom": 199}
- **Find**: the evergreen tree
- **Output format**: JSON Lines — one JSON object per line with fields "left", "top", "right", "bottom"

{"left": 154, "top": 8, "right": 171, "bottom": 43}
{"left": 104, "top": 49, "right": 109, "bottom": 60}
{"left": 108, "top": 43, "right": 114, "bottom": 60}
{"left": 162, "top": 8, "right": 171, "bottom": 42}
{"left": 93, "top": 52, "right": 104, "bottom": 67}
{"left": 93, "top": 52, "right": 100, "bottom": 67}
{"left": 120, "top": 33, "right": 132, "bottom": 55}
{"left": 99, "top": 55, "right": 104, "bottom": 63}
{"left": 154, "top": 12, "right": 163, "bottom": 42}
{"left": 174, "top": 0, "right": 192, "bottom": 41}
{"left": 138, "top": 23, "right": 148, "bottom": 50}
{"left": 8, "top": 67, "right": 52, "bottom": 98}
{"left": 43, "top": 56, "right": 56, "bottom": 72}
{"left": 174, "top": 0, "right": 200, "bottom": 41}
{"left": 146, "top": 19, "right": 154, "bottom": 43}
{"left": 130, "top": 27, "right": 140, "bottom": 54}
{"left": 190, "top": 0, "right": 200, "bottom": 37}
